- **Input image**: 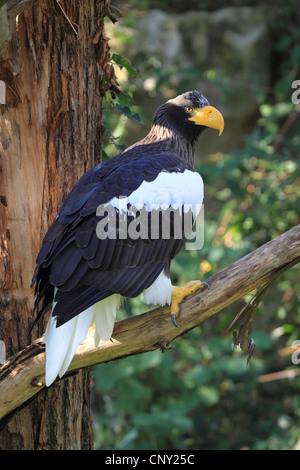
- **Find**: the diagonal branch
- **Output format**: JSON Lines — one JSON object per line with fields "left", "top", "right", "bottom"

{"left": 0, "top": 224, "right": 300, "bottom": 424}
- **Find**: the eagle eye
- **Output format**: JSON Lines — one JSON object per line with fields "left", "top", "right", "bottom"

{"left": 185, "top": 106, "right": 194, "bottom": 113}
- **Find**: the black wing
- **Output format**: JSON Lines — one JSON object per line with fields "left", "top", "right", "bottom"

{"left": 32, "top": 148, "right": 194, "bottom": 327}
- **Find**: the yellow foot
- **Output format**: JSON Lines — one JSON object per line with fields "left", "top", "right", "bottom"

{"left": 170, "top": 280, "right": 209, "bottom": 328}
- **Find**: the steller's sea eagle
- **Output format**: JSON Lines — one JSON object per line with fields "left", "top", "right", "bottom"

{"left": 32, "top": 90, "right": 224, "bottom": 386}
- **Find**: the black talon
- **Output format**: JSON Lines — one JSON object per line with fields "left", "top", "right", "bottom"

{"left": 171, "top": 313, "right": 180, "bottom": 328}
{"left": 202, "top": 281, "right": 209, "bottom": 289}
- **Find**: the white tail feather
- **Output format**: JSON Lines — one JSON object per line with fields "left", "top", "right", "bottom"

{"left": 94, "top": 295, "right": 121, "bottom": 341}
{"left": 58, "top": 305, "right": 95, "bottom": 379}
{"left": 44, "top": 293, "right": 121, "bottom": 386}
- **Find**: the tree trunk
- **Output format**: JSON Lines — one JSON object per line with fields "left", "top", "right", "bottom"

{"left": 0, "top": 0, "right": 108, "bottom": 449}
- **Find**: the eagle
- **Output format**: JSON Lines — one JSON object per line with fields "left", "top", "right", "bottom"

{"left": 32, "top": 90, "right": 224, "bottom": 386}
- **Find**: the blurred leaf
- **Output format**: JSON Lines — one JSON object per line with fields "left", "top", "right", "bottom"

{"left": 112, "top": 53, "right": 141, "bottom": 77}
{"left": 132, "top": 407, "right": 193, "bottom": 433}
{"left": 113, "top": 102, "right": 143, "bottom": 123}
{"left": 185, "top": 364, "right": 211, "bottom": 386}
{"left": 196, "top": 385, "right": 220, "bottom": 407}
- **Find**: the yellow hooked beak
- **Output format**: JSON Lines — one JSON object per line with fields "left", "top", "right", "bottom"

{"left": 188, "top": 106, "right": 224, "bottom": 136}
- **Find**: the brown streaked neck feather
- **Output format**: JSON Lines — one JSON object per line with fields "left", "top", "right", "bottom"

{"left": 125, "top": 123, "right": 196, "bottom": 167}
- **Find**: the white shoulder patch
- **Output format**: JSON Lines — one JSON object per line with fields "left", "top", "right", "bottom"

{"left": 106, "top": 169, "right": 204, "bottom": 217}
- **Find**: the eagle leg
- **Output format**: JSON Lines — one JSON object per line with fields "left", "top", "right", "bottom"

{"left": 170, "top": 280, "right": 209, "bottom": 328}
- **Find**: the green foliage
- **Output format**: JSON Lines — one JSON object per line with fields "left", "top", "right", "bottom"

{"left": 94, "top": 328, "right": 300, "bottom": 450}
{"left": 94, "top": 2, "right": 300, "bottom": 450}
{"left": 101, "top": 52, "right": 144, "bottom": 160}
{"left": 102, "top": 89, "right": 143, "bottom": 159}
{"left": 111, "top": 53, "right": 141, "bottom": 78}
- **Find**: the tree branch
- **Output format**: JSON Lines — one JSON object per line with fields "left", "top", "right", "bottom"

{"left": 6, "top": 1, "right": 44, "bottom": 20}
{"left": 1, "top": 224, "right": 300, "bottom": 424}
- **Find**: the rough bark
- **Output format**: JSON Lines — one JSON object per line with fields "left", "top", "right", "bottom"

{"left": 0, "top": 0, "right": 109, "bottom": 450}
{"left": 1, "top": 224, "right": 299, "bottom": 428}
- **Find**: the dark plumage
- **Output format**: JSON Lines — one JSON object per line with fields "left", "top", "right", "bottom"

{"left": 32, "top": 90, "right": 224, "bottom": 385}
